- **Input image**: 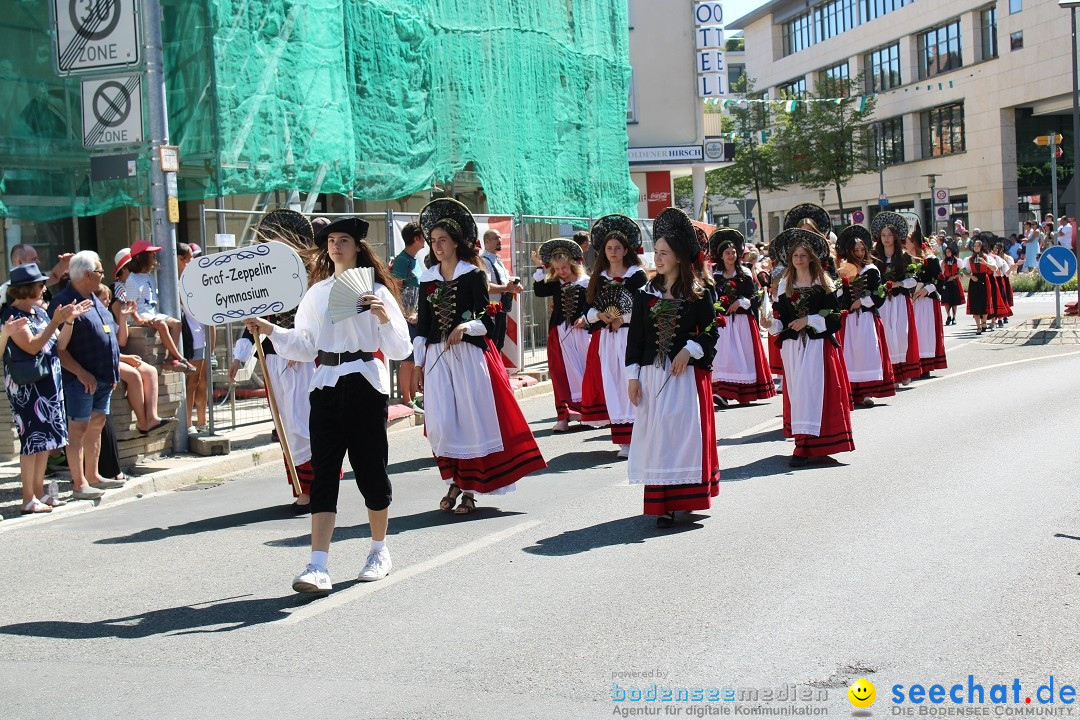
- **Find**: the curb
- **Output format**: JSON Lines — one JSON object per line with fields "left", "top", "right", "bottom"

{"left": 0, "top": 378, "right": 554, "bottom": 533}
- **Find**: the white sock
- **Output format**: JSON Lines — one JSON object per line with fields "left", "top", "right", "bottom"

{"left": 371, "top": 539, "right": 386, "bottom": 553}
{"left": 311, "top": 550, "right": 328, "bottom": 571}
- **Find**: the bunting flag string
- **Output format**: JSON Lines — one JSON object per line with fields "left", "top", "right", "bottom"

{"left": 704, "top": 78, "right": 957, "bottom": 113}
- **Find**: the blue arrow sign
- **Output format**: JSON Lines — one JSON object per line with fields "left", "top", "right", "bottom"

{"left": 1038, "top": 245, "right": 1078, "bottom": 285}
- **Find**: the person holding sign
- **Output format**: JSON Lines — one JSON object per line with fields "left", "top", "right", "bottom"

{"left": 243, "top": 217, "right": 411, "bottom": 593}
{"left": 411, "top": 199, "right": 546, "bottom": 515}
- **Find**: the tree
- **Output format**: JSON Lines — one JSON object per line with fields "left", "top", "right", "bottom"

{"left": 706, "top": 75, "right": 785, "bottom": 234}
{"left": 772, "top": 74, "right": 876, "bottom": 218}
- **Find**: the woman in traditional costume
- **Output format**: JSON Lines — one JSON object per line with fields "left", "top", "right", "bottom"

{"left": 835, "top": 225, "right": 894, "bottom": 407}
{"left": 872, "top": 212, "right": 921, "bottom": 384}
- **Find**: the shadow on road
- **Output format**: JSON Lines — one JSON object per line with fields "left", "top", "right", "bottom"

{"left": 522, "top": 514, "right": 705, "bottom": 556}
{"left": 263, "top": 508, "right": 527, "bottom": 548}
{"left": 0, "top": 592, "right": 321, "bottom": 639}
{"left": 719, "top": 454, "right": 801, "bottom": 481}
{"left": 386, "top": 457, "right": 438, "bottom": 475}
{"left": 94, "top": 505, "right": 303, "bottom": 545}
{"left": 541, "top": 449, "right": 622, "bottom": 474}
{"left": 717, "top": 429, "right": 782, "bottom": 447}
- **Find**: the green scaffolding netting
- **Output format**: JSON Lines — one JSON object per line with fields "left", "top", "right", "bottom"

{"left": 0, "top": 0, "right": 638, "bottom": 222}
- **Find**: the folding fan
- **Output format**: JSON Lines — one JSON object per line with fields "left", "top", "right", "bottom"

{"left": 595, "top": 283, "right": 633, "bottom": 321}
{"left": 328, "top": 267, "right": 375, "bottom": 323}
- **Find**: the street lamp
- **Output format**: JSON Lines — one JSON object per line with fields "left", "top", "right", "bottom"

{"left": 925, "top": 173, "right": 940, "bottom": 235}
{"left": 1058, "top": 0, "right": 1080, "bottom": 314}
{"left": 873, "top": 121, "right": 886, "bottom": 209}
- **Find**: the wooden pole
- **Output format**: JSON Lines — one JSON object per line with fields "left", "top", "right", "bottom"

{"left": 254, "top": 331, "right": 301, "bottom": 495}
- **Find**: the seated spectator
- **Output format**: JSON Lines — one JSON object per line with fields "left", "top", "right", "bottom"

{"left": 97, "top": 283, "right": 175, "bottom": 435}
{"left": 50, "top": 251, "right": 126, "bottom": 495}
{"left": 2, "top": 264, "right": 93, "bottom": 511}
{"left": 123, "top": 239, "right": 196, "bottom": 374}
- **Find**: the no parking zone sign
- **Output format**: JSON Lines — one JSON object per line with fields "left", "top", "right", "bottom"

{"left": 81, "top": 75, "right": 143, "bottom": 147}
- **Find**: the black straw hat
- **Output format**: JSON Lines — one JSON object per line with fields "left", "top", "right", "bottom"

{"left": 420, "top": 198, "right": 478, "bottom": 247}
{"left": 315, "top": 217, "right": 370, "bottom": 247}
{"left": 653, "top": 207, "right": 698, "bottom": 262}
{"left": 538, "top": 238, "right": 583, "bottom": 264}
{"left": 784, "top": 203, "right": 832, "bottom": 237}
{"left": 709, "top": 228, "right": 745, "bottom": 264}
{"left": 836, "top": 225, "right": 872, "bottom": 261}
{"left": 590, "top": 214, "right": 641, "bottom": 253}
{"left": 772, "top": 228, "right": 830, "bottom": 266}
{"left": 871, "top": 211, "right": 908, "bottom": 242}
{"left": 258, "top": 209, "right": 315, "bottom": 247}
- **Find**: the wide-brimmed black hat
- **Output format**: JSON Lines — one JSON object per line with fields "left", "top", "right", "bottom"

{"left": 538, "top": 238, "right": 583, "bottom": 265}
{"left": 709, "top": 228, "right": 745, "bottom": 264}
{"left": 784, "top": 203, "right": 832, "bottom": 237}
{"left": 420, "top": 198, "right": 478, "bottom": 247}
{"left": 871, "top": 211, "right": 908, "bottom": 242}
{"left": 315, "top": 217, "right": 370, "bottom": 247}
{"left": 653, "top": 207, "right": 698, "bottom": 262}
{"left": 942, "top": 239, "right": 960, "bottom": 257}
{"left": 8, "top": 263, "right": 50, "bottom": 287}
{"left": 772, "top": 228, "right": 830, "bottom": 266}
{"left": 836, "top": 225, "right": 872, "bottom": 261}
{"left": 258, "top": 209, "right": 315, "bottom": 247}
{"left": 590, "top": 214, "right": 641, "bottom": 253}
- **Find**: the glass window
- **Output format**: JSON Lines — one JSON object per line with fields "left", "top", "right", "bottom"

{"left": 1010, "top": 31, "right": 1023, "bottom": 51}
{"left": 919, "top": 20, "right": 963, "bottom": 79}
{"left": 865, "top": 43, "right": 902, "bottom": 93}
{"left": 921, "top": 103, "right": 966, "bottom": 157}
{"left": 861, "top": 0, "right": 914, "bottom": 23}
{"left": 815, "top": 0, "right": 859, "bottom": 43}
{"left": 778, "top": 77, "right": 807, "bottom": 98}
{"left": 868, "top": 117, "right": 905, "bottom": 166}
{"left": 783, "top": 12, "right": 815, "bottom": 56}
{"left": 1009, "top": 0, "right": 1021, "bottom": 14}
{"left": 980, "top": 7, "right": 998, "bottom": 61}
{"left": 728, "top": 64, "right": 746, "bottom": 90}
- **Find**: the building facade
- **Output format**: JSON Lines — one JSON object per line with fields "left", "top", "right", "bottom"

{"left": 731, "top": 0, "right": 1074, "bottom": 239}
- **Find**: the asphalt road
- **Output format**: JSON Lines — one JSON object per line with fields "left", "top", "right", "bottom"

{"left": 1, "top": 298, "right": 1078, "bottom": 720}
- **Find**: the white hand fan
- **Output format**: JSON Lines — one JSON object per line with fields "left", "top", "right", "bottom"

{"left": 328, "top": 267, "right": 375, "bottom": 323}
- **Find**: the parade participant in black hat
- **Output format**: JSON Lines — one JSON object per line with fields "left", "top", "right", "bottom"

{"left": 938, "top": 240, "right": 966, "bottom": 325}
{"left": 961, "top": 236, "right": 994, "bottom": 333}
{"left": 626, "top": 208, "right": 720, "bottom": 528}
{"left": 708, "top": 228, "right": 774, "bottom": 406}
{"left": 872, "top": 211, "right": 921, "bottom": 384}
{"left": 411, "top": 199, "right": 546, "bottom": 515}
{"left": 230, "top": 210, "right": 320, "bottom": 510}
{"left": 530, "top": 238, "right": 590, "bottom": 432}
{"left": 768, "top": 229, "right": 854, "bottom": 467}
{"left": 785, "top": 203, "right": 837, "bottom": 277}
{"left": 835, "top": 225, "right": 894, "bottom": 407}
{"left": 243, "top": 215, "right": 412, "bottom": 594}
{"left": 989, "top": 239, "right": 1015, "bottom": 328}
{"left": 905, "top": 225, "right": 947, "bottom": 376}
{"left": 580, "top": 214, "right": 647, "bottom": 458}
{"left": 765, "top": 236, "right": 787, "bottom": 388}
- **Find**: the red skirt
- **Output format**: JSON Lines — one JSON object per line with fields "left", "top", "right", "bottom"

{"left": 712, "top": 316, "right": 776, "bottom": 404}
{"left": 435, "top": 340, "right": 547, "bottom": 493}
{"left": 643, "top": 368, "right": 721, "bottom": 515}
{"left": 1003, "top": 275, "right": 1014, "bottom": 306}
{"left": 838, "top": 314, "right": 896, "bottom": 403}
{"left": 782, "top": 340, "right": 855, "bottom": 458}
{"left": 891, "top": 297, "right": 922, "bottom": 382}
{"left": 991, "top": 276, "right": 1012, "bottom": 317}
{"left": 920, "top": 298, "right": 948, "bottom": 373}
{"left": 768, "top": 331, "right": 784, "bottom": 377}
{"left": 579, "top": 331, "right": 609, "bottom": 424}
{"left": 986, "top": 276, "right": 1003, "bottom": 318}
{"left": 546, "top": 325, "right": 580, "bottom": 421}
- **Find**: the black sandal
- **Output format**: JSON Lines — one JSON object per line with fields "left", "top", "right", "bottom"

{"left": 656, "top": 512, "right": 676, "bottom": 529}
{"left": 454, "top": 494, "right": 476, "bottom": 515}
{"left": 439, "top": 484, "right": 461, "bottom": 512}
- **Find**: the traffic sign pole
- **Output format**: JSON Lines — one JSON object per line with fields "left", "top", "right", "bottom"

{"left": 1038, "top": 246, "right": 1078, "bottom": 329}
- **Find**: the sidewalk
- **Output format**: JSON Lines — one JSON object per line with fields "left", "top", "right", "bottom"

{"left": 0, "top": 374, "right": 550, "bottom": 529}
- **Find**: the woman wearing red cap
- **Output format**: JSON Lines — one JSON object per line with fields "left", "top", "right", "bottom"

{"left": 123, "top": 239, "right": 195, "bottom": 373}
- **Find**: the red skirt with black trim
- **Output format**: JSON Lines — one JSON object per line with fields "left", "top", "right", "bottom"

{"left": 546, "top": 325, "right": 582, "bottom": 422}
{"left": 768, "top": 331, "right": 784, "bottom": 377}
{"left": 643, "top": 368, "right": 721, "bottom": 516}
{"left": 838, "top": 313, "right": 896, "bottom": 403}
{"left": 894, "top": 298, "right": 922, "bottom": 382}
{"left": 712, "top": 316, "right": 776, "bottom": 404}
{"left": 434, "top": 340, "right": 547, "bottom": 494}
{"left": 919, "top": 298, "right": 948, "bottom": 373}
{"left": 579, "top": 331, "right": 609, "bottom": 424}
{"left": 782, "top": 341, "right": 855, "bottom": 458}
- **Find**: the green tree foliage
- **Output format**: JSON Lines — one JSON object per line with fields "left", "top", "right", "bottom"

{"left": 772, "top": 74, "right": 876, "bottom": 216}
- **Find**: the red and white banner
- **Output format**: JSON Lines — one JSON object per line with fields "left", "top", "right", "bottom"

{"left": 646, "top": 171, "right": 672, "bottom": 218}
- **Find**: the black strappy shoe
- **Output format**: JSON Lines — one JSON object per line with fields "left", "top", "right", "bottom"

{"left": 439, "top": 483, "right": 461, "bottom": 512}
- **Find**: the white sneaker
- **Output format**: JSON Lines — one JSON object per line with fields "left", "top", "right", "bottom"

{"left": 617, "top": 444, "right": 630, "bottom": 458}
{"left": 552, "top": 419, "right": 570, "bottom": 432}
{"left": 292, "top": 564, "right": 332, "bottom": 594}
{"left": 358, "top": 548, "right": 392, "bottom": 582}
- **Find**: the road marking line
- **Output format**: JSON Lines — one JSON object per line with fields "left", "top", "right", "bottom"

{"left": 275, "top": 519, "right": 542, "bottom": 626}
{"left": 918, "top": 350, "right": 1080, "bottom": 387}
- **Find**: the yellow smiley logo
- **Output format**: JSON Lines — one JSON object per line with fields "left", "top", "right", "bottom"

{"left": 848, "top": 678, "right": 876, "bottom": 709}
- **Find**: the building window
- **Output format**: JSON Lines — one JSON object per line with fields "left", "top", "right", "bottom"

{"left": 1009, "top": 0, "right": 1021, "bottom": 13}
{"left": 1010, "top": 31, "right": 1024, "bottom": 51}
{"left": 627, "top": 69, "right": 637, "bottom": 124}
{"left": 779, "top": 77, "right": 807, "bottom": 98}
{"left": 821, "top": 61, "right": 850, "bottom": 83}
{"left": 921, "top": 102, "right": 966, "bottom": 157}
{"left": 783, "top": 11, "right": 815, "bottom": 56}
{"left": 865, "top": 43, "right": 902, "bottom": 93}
{"left": 919, "top": 20, "right": 963, "bottom": 79}
{"left": 980, "top": 7, "right": 998, "bottom": 61}
{"left": 729, "top": 64, "right": 746, "bottom": 90}
{"left": 815, "top": 0, "right": 858, "bottom": 42}
{"left": 869, "top": 117, "right": 905, "bottom": 166}
{"left": 861, "top": 0, "right": 914, "bottom": 23}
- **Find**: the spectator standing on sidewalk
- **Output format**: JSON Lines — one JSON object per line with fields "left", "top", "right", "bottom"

{"left": 391, "top": 221, "right": 425, "bottom": 413}
{"left": 50, "top": 251, "right": 126, "bottom": 496}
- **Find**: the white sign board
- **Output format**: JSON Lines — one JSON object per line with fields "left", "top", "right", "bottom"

{"left": 629, "top": 145, "right": 704, "bottom": 164}
{"left": 179, "top": 242, "right": 308, "bottom": 325}
{"left": 81, "top": 75, "right": 142, "bottom": 147}
{"left": 214, "top": 233, "right": 236, "bottom": 248}
{"left": 53, "top": 0, "right": 141, "bottom": 75}
{"left": 694, "top": 2, "right": 726, "bottom": 99}
{"left": 934, "top": 187, "right": 950, "bottom": 205}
